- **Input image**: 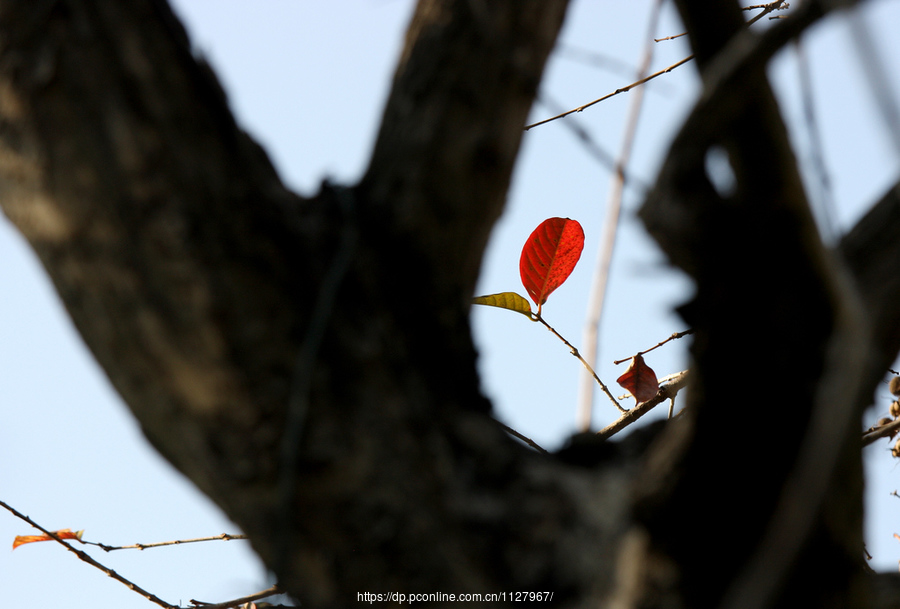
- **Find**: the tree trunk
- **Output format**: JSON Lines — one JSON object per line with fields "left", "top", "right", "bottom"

{"left": 1, "top": 0, "right": 899, "bottom": 607}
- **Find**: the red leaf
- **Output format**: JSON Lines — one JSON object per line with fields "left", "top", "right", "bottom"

{"left": 519, "top": 218, "right": 585, "bottom": 315}
{"left": 616, "top": 354, "right": 659, "bottom": 403}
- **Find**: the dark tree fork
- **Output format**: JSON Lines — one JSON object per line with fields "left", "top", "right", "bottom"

{"left": 2, "top": 0, "right": 900, "bottom": 607}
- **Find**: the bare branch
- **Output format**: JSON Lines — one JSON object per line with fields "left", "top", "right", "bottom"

{"left": 189, "top": 585, "right": 282, "bottom": 609}
{"left": 524, "top": 55, "right": 695, "bottom": 130}
{"left": 527, "top": 0, "right": 794, "bottom": 131}
{"left": 0, "top": 499, "right": 179, "bottom": 609}
{"left": 86, "top": 533, "right": 248, "bottom": 552}
{"left": 862, "top": 418, "right": 900, "bottom": 447}
{"left": 612, "top": 329, "right": 694, "bottom": 365}
{"left": 653, "top": 1, "right": 791, "bottom": 42}
{"left": 497, "top": 422, "right": 549, "bottom": 454}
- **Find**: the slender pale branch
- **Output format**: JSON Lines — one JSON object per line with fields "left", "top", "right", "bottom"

{"left": 578, "top": 0, "right": 665, "bottom": 432}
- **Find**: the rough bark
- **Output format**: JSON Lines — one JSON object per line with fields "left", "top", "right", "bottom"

{"left": 2, "top": 0, "right": 900, "bottom": 607}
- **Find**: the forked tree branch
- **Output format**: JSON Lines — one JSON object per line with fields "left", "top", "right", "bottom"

{"left": 3, "top": 0, "right": 900, "bottom": 608}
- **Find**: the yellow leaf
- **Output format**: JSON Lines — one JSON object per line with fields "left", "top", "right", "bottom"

{"left": 472, "top": 292, "right": 536, "bottom": 320}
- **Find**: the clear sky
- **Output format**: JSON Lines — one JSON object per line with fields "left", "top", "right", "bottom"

{"left": 2, "top": 2, "right": 900, "bottom": 607}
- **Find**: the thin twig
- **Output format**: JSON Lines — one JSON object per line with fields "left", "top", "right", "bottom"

{"left": 654, "top": 32, "right": 687, "bottom": 43}
{"left": 0, "top": 499, "right": 179, "bottom": 609}
{"left": 190, "top": 585, "right": 282, "bottom": 609}
{"left": 498, "top": 422, "right": 548, "bottom": 454}
{"left": 524, "top": 55, "right": 695, "bottom": 130}
{"left": 744, "top": 1, "right": 789, "bottom": 10}
{"left": 654, "top": 1, "right": 790, "bottom": 41}
{"left": 577, "top": 0, "right": 664, "bottom": 432}
{"left": 745, "top": 0, "right": 790, "bottom": 26}
{"left": 526, "top": 1, "right": 789, "bottom": 131}
{"left": 612, "top": 329, "right": 694, "bottom": 365}
{"left": 536, "top": 314, "right": 625, "bottom": 413}
{"left": 86, "top": 533, "right": 248, "bottom": 552}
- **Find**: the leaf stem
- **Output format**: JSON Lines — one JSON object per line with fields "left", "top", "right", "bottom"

{"left": 536, "top": 314, "right": 625, "bottom": 413}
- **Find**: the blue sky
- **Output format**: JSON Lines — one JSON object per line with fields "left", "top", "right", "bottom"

{"left": 3, "top": 2, "right": 900, "bottom": 607}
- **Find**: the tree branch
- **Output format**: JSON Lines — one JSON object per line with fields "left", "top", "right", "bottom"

{"left": 0, "top": 499, "right": 179, "bottom": 609}
{"left": 839, "top": 179, "right": 900, "bottom": 369}
{"left": 4, "top": 1, "right": 895, "bottom": 608}
{"left": 629, "top": 1, "right": 873, "bottom": 608}
{"left": 596, "top": 371, "right": 689, "bottom": 440}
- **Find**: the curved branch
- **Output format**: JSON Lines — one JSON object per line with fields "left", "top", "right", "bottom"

{"left": 631, "top": 1, "right": 873, "bottom": 608}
